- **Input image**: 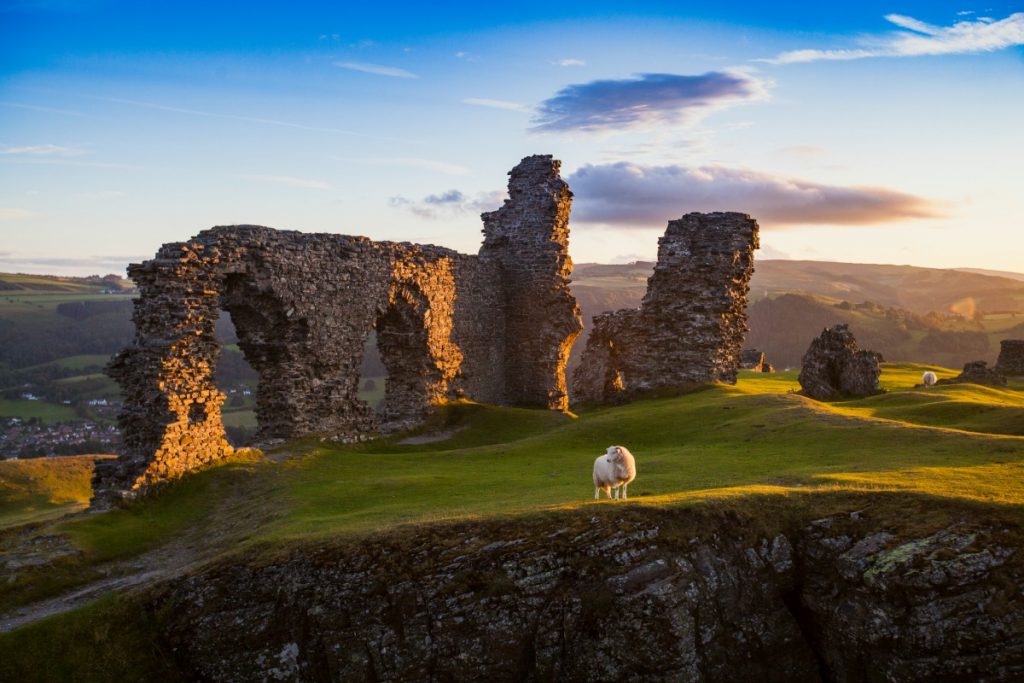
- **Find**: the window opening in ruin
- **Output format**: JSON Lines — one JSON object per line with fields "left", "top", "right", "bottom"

{"left": 358, "top": 328, "right": 388, "bottom": 413}
{"left": 214, "top": 308, "right": 259, "bottom": 446}
{"left": 187, "top": 402, "right": 207, "bottom": 424}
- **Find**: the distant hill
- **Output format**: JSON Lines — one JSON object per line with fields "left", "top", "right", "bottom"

{"left": 956, "top": 267, "right": 1024, "bottom": 283}
{"left": 570, "top": 259, "right": 1024, "bottom": 372}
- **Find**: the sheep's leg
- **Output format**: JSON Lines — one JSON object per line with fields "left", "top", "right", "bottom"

{"left": 594, "top": 486, "right": 600, "bottom": 500}
{"left": 613, "top": 486, "right": 620, "bottom": 500}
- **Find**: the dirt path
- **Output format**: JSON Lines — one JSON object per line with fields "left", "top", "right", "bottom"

{"left": 0, "top": 462, "right": 283, "bottom": 634}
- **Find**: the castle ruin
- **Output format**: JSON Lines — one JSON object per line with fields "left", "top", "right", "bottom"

{"left": 92, "top": 155, "right": 582, "bottom": 508}
{"left": 572, "top": 212, "right": 760, "bottom": 404}
{"left": 95, "top": 159, "right": 763, "bottom": 507}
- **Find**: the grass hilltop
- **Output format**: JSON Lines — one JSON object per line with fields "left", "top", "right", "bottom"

{"left": 1, "top": 362, "right": 1023, "bottom": 678}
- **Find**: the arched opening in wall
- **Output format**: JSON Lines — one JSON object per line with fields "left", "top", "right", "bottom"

{"left": 373, "top": 286, "right": 437, "bottom": 430}
{"left": 357, "top": 330, "right": 388, "bottom": 413}
{"left": 214, "top": 309, "right": 259, "bottom": 446}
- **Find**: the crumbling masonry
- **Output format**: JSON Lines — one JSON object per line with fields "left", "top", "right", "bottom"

{"left": 93, "top": 155, "right": 582, "bottom": 507}
{"left": 995, "top": 339, "right": 1024, "bottom": 376}
{"left": 572, "top": 212, "right": 760, "bottom": 404}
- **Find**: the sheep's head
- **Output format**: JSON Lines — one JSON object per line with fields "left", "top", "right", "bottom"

{"left": 607, "top": 445, "right": 624, "bottom": 460}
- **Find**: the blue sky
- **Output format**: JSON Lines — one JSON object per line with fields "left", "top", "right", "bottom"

{"left": 1, "top": 0, "right": 1022, "bottom": 275}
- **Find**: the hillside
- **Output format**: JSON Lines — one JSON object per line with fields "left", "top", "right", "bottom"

{"left": 0, "top": 363, "right": 1022, "bottom": 678}
{"left": 571, "top": 260, "right": 1024, "bottom": 372}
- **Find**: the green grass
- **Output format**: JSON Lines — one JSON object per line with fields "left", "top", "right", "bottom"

{"left": 0, "top": 399, "right": 78, "bottom": 423}
{"left": 2, "top": 362, "right": 1023, "bottom": 622}
{"left": 33, "top": 362, "right": 1022, "bottom": 559}
{"left": 0, "top": 455, "right": 111, "bottom": 527}
{"left": 29, "top": 354, "right": 112, "bottom": 372}
{"left": 221, "top": 409, "right": 256, "bottom": 428}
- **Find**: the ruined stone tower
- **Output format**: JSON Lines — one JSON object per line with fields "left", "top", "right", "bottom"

{"left": 572, "top": 212, "right": 759, "bottom": 404}
{"left": 995, "top": 339, "right": 1024, "bottom": 376}
{"left": 480, "top": 155, "right": 582, "bottom": 410}
{"left": 93, "top": 155, "right": 582, "bottom": 508}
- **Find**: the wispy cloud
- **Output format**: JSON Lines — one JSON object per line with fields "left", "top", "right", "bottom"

{"left": 555, "top": 58, "right": 586, "bottom": 67}
{"left": 240, "top": 175, "right": 332, "bottom": 190}
{"left": 0, "top": 207, "right": 39, "bottom": 221}
{"left": 531, "top": 71, "right": 768, "bottom": 133}
{"left": 0, "top": 157, "right": 140, "bottom": 169}
{"left": 0, "top": 143, "right": 86, "bottom": 156}
{"left": 766, "top": 12, "right": 1024, "bottom": 64}
{"left": 0, "top": 253, "right": 147, "bottom": 273}
{"left": 462, "top": 98, "right": 531, "bottom": 113}
{"left": 388, "top": 189, "right": 506, "bottom": 219}
{"left": 87, "top": 95, "right": 402, "bottom": 140}
{"left": 333, "top": 157, "right": 471, "bottom": 176}
{"left": 333, "top": 61, "right": 418, "bottom": 78}
{"left": 71, "top": 190, "right": 126, "bottom": 199}
{"left": 567, "top": 162, "right": 941, "bottom": 227}
{"left": 0, "top": 101, "right": 91, "bottom": 118}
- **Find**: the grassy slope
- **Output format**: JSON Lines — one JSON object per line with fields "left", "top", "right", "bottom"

{"left": 4, "top": 363, "right": 1017, "bottom": 559}
{"left": 0, "top": 455, "right": 112, "bottom": 527}
{"left": 2, "top": 363, "right": 1024, "bottom": 679}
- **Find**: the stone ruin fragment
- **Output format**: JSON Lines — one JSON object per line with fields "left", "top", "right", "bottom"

{"left": 740, "top": 349, "right": 775, "bottom": 373}
{"left": 92, "top": 155, "right": 582, "bottom": 508}
{"left": 798, "top": 324, "right": 882, "bottom": 400}
{"left": 995, "top": 339, "right": 1024, "bottom": 376}
{"left": 935, "top": 360, "right": 1007, "bottom": 387}
{"left": 572, "top": 212, "right": 760, "bottom": 404}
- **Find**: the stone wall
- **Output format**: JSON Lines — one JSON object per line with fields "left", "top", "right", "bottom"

{"left": 93, "top": 155, "right": 581, "bottom": 508}
{"left": 572, "top": 212, "right": 759, "bottom": 404}
{"left": 995, "top": 339, "right": 1024, "bottom": 376}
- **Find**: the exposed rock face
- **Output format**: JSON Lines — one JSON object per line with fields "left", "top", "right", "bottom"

{"left": 94, "top": 155, "right": 582, "bottom": 508}
{"left": 798, "top": 324, "right": 881, "bottom": 400}
{"left": 936, "top": 360, "right": 1008, "bottom": 387}
{"left": 996, "top": 339, "right": 1024, "bottom": 376}
{"left": 572, "top": 212, "right": 759, "bottom": 404}
{"left": 150, "top": 505, "right": 1024, "bottom": 682}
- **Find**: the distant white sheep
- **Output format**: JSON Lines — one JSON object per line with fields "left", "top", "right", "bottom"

{"left": 593, "top": 445, "right": 637, "bottom": 500}
{"left": 922, "top": 371, "right": 938, "bottom": 387}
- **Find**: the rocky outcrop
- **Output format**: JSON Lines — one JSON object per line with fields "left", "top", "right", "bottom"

{"left": 572, "top": 212, "right": 759, "bottom": 404}
{"left": 798, "top": 324, "right": 881, "bottom": 400}
{"left": 95, "top": 155, "right": 582, "bottom": 508}
{"left": 148, "top": 504, "right": 1024, "bottom": 682}
{"left": 936, "top": 360, "right": 1008, "bottom": 387}
{"left": 996, "top": 339, "right": 1024, "bottom": 376}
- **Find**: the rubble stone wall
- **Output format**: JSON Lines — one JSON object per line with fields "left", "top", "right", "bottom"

{"left": 572, "top": 212, "right": 759, "bottom": 404}
{"left": 995, "top": 339, "right": 1024, "bottom": 376}
{"left": 94, "top": 155, "right": 579, "bottom": 508}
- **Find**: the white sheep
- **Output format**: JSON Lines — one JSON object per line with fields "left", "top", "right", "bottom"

{"left": 593, "top": 445, "right": 637, "bottom": 500}
{"left": 922, "top": 371, "right": 938, "bottom": 387}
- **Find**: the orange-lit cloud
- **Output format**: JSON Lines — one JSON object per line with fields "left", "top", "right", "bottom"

{"left": 568, "top": 162, "right": 942, "bottom": 227}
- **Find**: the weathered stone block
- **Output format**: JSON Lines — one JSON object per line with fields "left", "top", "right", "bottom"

{"left": 798, "top": 324, "right": 882, "bottom": 400}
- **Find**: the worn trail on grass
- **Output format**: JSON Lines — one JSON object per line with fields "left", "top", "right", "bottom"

{"left": 0, "top": 460, "right": 284, "bottom": 633}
